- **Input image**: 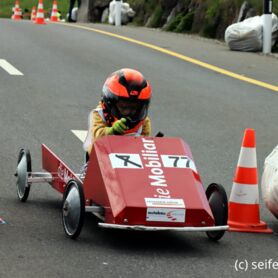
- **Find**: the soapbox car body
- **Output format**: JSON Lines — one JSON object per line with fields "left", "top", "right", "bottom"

{"left": 15, "top": 135, "right": 228, "bottom": 240}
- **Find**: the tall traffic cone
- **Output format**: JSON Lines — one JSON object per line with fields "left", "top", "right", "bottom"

{"left": 35, "top": 0, "right": 46, "bottom": 24}
{"left": 31, "top": 6, "right": 36, "bottom": 22}
{"left": 12, "top": 1, "right": 22, "bottom": 20}
{"left": 228, "top": 128, "right": 272, "bottom": 233}
{"left": 50, "top": 1, "right": 59, "bottom": 22}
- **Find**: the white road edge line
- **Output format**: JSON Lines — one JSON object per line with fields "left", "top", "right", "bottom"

{"left": 0, "top": 59, "right": 23, "bottom": 75}
{"left": 71, "top": 130, "right": 87, "bottom": 143}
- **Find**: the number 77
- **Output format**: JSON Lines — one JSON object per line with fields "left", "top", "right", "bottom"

{"left": 168, "top": 156, "right": 190, "bottom": 168}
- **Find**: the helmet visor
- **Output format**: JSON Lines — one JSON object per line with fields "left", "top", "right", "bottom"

{"left": 114, "top": 99, "right": 149, "bottom": 123}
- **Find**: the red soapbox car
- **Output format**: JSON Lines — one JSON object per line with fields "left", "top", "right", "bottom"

{"left": 15, "top": 135, "right": 228, "bottom": 241}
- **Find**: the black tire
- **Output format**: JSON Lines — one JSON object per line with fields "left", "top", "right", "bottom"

{"left": 62, "top": 180, "right": 85, "bottom": 239}
{"left": 205, "top": 183, "right": 228, "bottom": 241}
{"left": 16, "top": 149, "right": 32, "bottom": 202}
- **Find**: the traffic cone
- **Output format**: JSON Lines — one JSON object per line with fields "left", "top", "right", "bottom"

{"left": 35, "top": 0, "right": 46, "bottom": 24}
{"left": 50, "top": 1, "right": 59, "bottom": 22}
{"left": 12, "top": 1, "right": 22, "bottom": 20}
{"left": 31, "top": 6, "right": 36, "bottom": 22}
{"left": 228, "top": 128, "right": 272, "bottom": 233}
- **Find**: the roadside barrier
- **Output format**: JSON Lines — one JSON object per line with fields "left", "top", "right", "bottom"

{"left": 228, "top": 128, "right": 272, "bottom": 233}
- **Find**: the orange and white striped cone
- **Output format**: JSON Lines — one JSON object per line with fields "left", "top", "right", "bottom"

{"left": 12, "top": 1, "right": 22, "bottom": 20}
{"left": 228, "top": 128, "right": 272, "bottom": 233}
{"left": 50, "top": 1, "right": 59, "bottom": 22}
{"left": 31, "top": 6, "right": 36, "bottom": 22}
{"left": 35, "top": 0, "right": 46, "bottom": 24}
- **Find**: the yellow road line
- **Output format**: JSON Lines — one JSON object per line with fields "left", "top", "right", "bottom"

{"left": 57, "top": 22, "right": 278, "bottom": 92}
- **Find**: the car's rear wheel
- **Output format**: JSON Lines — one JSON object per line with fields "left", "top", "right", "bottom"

{"left": 206, "top": 183, "right": 228, "bottom": 241}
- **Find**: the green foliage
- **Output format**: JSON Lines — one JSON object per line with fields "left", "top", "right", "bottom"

{"left": 201, "top": 23, "right": 217, "bottom": 38}
{"left": 0, "top": 0, "right": 70, "bottom": 18}
{"left": 231, "top": 0, "right": 276, "bottom": 13}
{"left": 175, "top": 11, "right": 194, "bottom": 33}
{"left": 128, "top": 0, "right": 158, "bottom": 13}
{"left": 127, "top": 0, "right": 145, "bottom": 8}
{"left": 128, "top": 0, "right": 159, "bottom": 26}
{"left": 205, "top": 0, "right": 221, "bottom": 21}
{"left": 165, "top": 13, "right": 183, "bottom": 32}
{"left": 147, "top": 4, "right": 163, "bottom": 28}
{"left": 166, "top": 11, "right": 194, "bottom": 33}
{"left": 145, "top": 0, "right": 159, "bottom": 13}
{"left": 249, "top": 0, "right": 263, "bottom": 11}
{"left": 131, "top": 9, "right": 145, "bottom": 26}
{"left": 233, "top": 0, "right": 244, "bottom": 8}
{"left": 202, "top": 0, "right": 222, "bottom": 38}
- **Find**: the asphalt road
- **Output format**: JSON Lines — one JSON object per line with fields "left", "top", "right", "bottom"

{"left": 0, "top": 19, "right": 278, "bottom": 278}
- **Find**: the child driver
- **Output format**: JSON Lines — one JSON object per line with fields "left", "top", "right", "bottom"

{"left": 83, "top": 68, "right": 152, "bottom": 155}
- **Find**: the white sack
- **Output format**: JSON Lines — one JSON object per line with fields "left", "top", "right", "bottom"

{"left": 261, "top": 145, "right": 278, "bottom": 219}
{"left": 225, "top": 13, "right": 278, "bottom": 51}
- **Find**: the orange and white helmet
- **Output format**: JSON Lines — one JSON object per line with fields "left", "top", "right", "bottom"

{"left": 102, "top": 68, "right": 152, "bottom": 125}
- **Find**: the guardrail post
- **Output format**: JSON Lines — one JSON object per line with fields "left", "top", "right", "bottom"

{"left": 262, "top": 0, "right": 272, "bottom": 54}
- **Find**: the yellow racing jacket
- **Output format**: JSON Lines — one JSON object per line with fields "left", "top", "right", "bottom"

{"left": 83, "top": 103, "right": 151, "bottom": 154}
